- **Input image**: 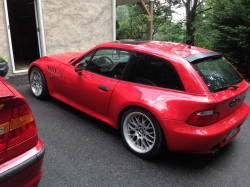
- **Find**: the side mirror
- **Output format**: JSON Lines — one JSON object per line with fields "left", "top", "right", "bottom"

{"left": 75, "top": 63, "right": 84, "bottom": 76}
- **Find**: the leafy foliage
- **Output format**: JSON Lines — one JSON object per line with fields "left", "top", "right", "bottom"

{"left": 210, "top": 0, "right": 250, "bottom": 74}
{"left": 154, "top": 21, "right": 186, "bottom": 43}
{"left": 0, "top": 57, "right": 7, "bottom": 63}
{"left": 116, "top": 0, "right": 173, "bottom": 40}
{"left": 116, "top": 19, "right": 121, "bottom": 31}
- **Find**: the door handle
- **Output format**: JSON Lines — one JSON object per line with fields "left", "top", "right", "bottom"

{"left": 98, "top": 85, "right": 109, "bottom": 91}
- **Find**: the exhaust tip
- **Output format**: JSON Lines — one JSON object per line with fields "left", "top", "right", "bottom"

{"left": 211, "top": 146, "right": 220, "bottom": 156}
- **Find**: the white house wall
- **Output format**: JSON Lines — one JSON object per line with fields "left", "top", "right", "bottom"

{"left": 41, "top": 0, "right": 113, "bottom": 55}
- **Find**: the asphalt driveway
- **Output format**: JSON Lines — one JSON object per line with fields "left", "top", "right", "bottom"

{"left": 7, "top": 75, "right": 250, "bottom": 187}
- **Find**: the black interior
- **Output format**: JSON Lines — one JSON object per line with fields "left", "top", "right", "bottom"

{"left": 7, "top": 0, "right": 40, "bottom": 71}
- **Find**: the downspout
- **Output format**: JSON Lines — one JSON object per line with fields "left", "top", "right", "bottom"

{"left": 36, "top": 0, "right": 47, "bottom": 56}
{"left": 112, "top": 0, "right": 116, "bottom": 40}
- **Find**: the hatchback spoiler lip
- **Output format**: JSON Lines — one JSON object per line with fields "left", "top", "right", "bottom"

{"left": 185, "top": 52, "right": 222, "bottom": 63}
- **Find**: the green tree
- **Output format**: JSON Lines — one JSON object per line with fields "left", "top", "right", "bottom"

{"left": 210, "top": 0, "right": 250, "bottom": 74}
{"left": 171, "top": 0, "right": 212, "bottom": 44}
{"left": 192, "top": 0, "right": 214, "bottom": 49}
{"left": 116, "top": 0, "right": 173, "bottom": 40}
{"left": 152, "top": 0, "right": 174, "bottom": 37}
{"left": 154, "top": 20, "right": 186, "bottom": 43}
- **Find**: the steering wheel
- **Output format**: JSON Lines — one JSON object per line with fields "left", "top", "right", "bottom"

{"left": 96, "top": 56, "right": 114, "bottom": 66}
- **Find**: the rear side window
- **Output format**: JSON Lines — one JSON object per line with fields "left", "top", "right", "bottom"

{"left": 123, "top": 52, "right": 185, "bottom": 91}
{"left": 192, "top": 57, "right": 243, "bottom": 93}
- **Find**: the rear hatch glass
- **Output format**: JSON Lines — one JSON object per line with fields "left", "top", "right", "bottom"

{"left": 191, "top": 57, "right": 243, "bottom": 93}
{"left": 192, "top": 57, "right": 248, "bottom": 120}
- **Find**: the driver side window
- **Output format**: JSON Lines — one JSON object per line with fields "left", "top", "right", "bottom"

{"left": 72, "top": 50, "right": 95, "bottom": 69}
{"left": 87, "top": 48, "right": 131, "bottom": 79}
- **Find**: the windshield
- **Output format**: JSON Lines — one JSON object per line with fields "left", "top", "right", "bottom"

{"left": 192, "top": 57, "right": 243, "bottom": 93}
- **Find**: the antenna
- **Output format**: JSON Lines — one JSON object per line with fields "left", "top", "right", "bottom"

{"left": 187, "top": 40, "right": 196, "bottom": 48}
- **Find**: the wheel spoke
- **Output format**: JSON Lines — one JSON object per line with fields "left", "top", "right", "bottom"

{"left": 128, "top": 124, "right": 136, "bottom": 130}
{"left": 142, "top": 117, "right": 148, "bottom": 127}
{"left": 135, "top": 115, "right": 140, "bottom": 123}
{"left": 141, "top": 139, "right": 148, "bottom": 149}
{"left": 145, "top": 136, "right": 154, "bottom": 144}
{"left": 146, "top": 134, "right": 155, "bottom": 139}
{"left": 145, "top": 126, "right": 153, "bottom": 130}
{"left": 145, "top": 131, "right": 154, "bottom": 135}
{"left": 131, "top": 118, "right": 138, "bottom": 127}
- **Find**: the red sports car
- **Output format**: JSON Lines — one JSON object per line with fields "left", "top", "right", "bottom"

{"left": 0, "top": 77, "right": 44, "bottom": 186}
{"left": 28, "top": 40, "right": 249, "bottom": 158}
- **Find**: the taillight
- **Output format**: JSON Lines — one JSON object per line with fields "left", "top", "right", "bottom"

{"left": 187, "top": 110, "right": 219, "bottom": 126}
{"left": 0, "top": 122, "right": 9, "bottom": 151}
{"left": 8, "top": 104, "right": 37, "bottom": 148}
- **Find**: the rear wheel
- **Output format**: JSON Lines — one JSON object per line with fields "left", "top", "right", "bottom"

{"left": 121, "top": 107, "right": 164, "bottom": 158}
{"left": 29, "top": 67, "right": 48, "bottom": 99}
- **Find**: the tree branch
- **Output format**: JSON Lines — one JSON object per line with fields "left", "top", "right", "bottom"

{"left": 197, "top": 0, "right": 203, "bottom": 8}
{"left": 181, "top": 0, "right": 187, "bottom": 6}
{"left": 192, "top": 0, "right": 199, "bottom": 12}
{"left": 195, "top": 7, "right": 212, "bottom": 16}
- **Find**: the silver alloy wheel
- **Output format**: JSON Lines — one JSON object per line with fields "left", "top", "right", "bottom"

{"left": 30, "top": 70, "right": 43, "bottom": 97}
{"left": 123, "top": 112, "right": 156, "bottom": 153}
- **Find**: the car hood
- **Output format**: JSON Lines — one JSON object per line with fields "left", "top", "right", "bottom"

{"left": 0, "top": 77, "right": 14, "bottom": 99}
{"left": 47, "top": 52, "right": 84, "bottom": 64}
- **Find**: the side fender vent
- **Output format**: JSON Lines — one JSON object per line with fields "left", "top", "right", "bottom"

{"left": 47, "top": 66, "right": 58, "bottom": 75}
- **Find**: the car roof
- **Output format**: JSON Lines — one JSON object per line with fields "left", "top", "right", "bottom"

{"left": 108, "top": 40, "right": 215, "bottom": 59}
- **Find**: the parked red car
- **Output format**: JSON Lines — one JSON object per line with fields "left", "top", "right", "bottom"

{"left": 0, "top": 77, "right": 44, "bottom": 186}
{"left": 28, "top": 40, "right": 249, "bottom": 158}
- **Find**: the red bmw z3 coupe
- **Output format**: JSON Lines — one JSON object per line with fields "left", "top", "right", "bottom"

{"left": 0, "top": 76, "right": 44, "bottom": 186}
{"left": 28, "top": 40, "right": 249, "bottom": 158}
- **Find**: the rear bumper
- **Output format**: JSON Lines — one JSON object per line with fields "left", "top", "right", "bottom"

{"left": 159, "top": 102, "right": 250, "bottom": 154}
{"left": 0, "top": 138, "right": 45, "bottom": 187}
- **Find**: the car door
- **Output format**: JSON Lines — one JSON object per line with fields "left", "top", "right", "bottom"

{"left": 61, "top": 48, "right": 132, "bottom": 116}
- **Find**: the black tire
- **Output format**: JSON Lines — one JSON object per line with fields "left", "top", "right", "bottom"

{"left": 29, "top": 67, "right": 48, "bottom": 99}
{"left": 0, "top": 61, "right": 9, "bottom": 77}
{"left": 121, "top": 107, "right": 165, "bottom": 158}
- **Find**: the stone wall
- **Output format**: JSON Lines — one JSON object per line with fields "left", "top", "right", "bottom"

{"left": 41, "top": 0, "right": 113, "bottom": 55}
{"left": 0, "top": 1, "right": 12, "bottom": 76}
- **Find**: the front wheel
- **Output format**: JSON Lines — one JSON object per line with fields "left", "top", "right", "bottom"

{"left": 121, "top": 107, "right": 165, "bottom": 158}
{"left": 29, "top": 67, "right": 48, "bottom": 99}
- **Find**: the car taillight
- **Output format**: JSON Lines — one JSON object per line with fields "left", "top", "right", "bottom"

{"left": 187, "top": 110, "right": 219, "bottom": 126}
{"left": 0, "top": 122, "right": 9, "bottom": 151}
{"left": 8, "top": 104, "right": 37, "bottom": 148}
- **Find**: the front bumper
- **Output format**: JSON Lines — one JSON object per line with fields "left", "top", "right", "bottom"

{"left": 0, "top": 138, "right": 45, "bottom": 187}
{"left": 159, "top": 102, "right": 250, "bottom": 154}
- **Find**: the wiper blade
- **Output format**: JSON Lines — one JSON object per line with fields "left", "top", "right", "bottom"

{"left": 214, "top": 85, "right": 239, "bottom": 92}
